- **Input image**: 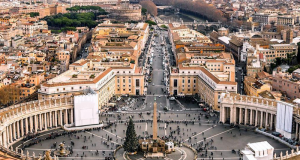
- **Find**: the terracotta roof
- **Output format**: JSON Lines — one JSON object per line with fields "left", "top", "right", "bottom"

{"left": 257, "top": 71, "right": 271, "bottom": 79}
{"left": 43, "top": 68, "right": 113, "bottom": 87}
{"left": 71, "top": 60, "right": 87, "bottom": 66}
{"left": 178, "top": 64, "right": 237, "bottom": 85}
{"left": 229, "top": 36, "right": 243, "bottom": 46}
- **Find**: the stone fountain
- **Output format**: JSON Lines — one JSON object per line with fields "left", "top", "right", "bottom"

{"left": 53, "top": 143, "right": 70, "bottom": 157}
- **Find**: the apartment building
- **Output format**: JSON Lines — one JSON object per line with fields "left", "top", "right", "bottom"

{"left": 252, "top": 13, "right": 278, "bottom": 25}
{"left": 258, "top": 44, "right": 297, "bottom": 64}
{"left": 244, "top": 76, "right": 271, "bottom": 97}
{"left": 270, "top": 69, "right": 300, "bottom": 100}
{"left": 38, "top": 21, "right": 148, "bottom": 109}
{"left": 169, "top": 64, "right": 237, "bottom": 111}
{"left": 39, "top": 59, "right": 145, "bottom": 109}
{"left": 277, "top": 15, "right": 294, "bottom": 26}
{"left": 168, "top": 23, "right": 212, "bottom": 44}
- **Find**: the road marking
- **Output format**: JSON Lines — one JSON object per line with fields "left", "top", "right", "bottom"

{"left": 197, "top": 158, "right": 240, "bottom": 160}
{"left": 50, "top": 157, "right": 107, "bottom": 159}
{"left": 196, "top": 128, "right": 235, "bottom": 144}
{"left": 25, "top": 148, "right": 114, "bottom": 151}
{"left": 184, "top": 125, "right": 216, "bottom": 142}
{"left": 103, "top": 129, "right": 123, "bottom": 139}
{"left": 145, "top": 123, "right": 148, "bottom": 132}
{"left": 85, "top": 131, "right": 119, "bottom": 145}
{"left": 164, "top": 123, "right": 167, "bottom": 136}
{"left": 123, "top": 151, "right": 127, "bottom": 160}
{"left": 175, "top": 147, "right": 187, "bottom": 160}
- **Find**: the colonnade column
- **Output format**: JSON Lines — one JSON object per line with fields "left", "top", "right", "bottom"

{"left": 16, "top": 121, "right": 20, "bottom": 138}
{"left": 30, "top": 116, "right": 33, "bottom": 132}
{"left": 49, "top": 111, "right": 52, "bottom": 128}
{"left": 44, "top": 113, "right": 47, "bottom": 130}
{"left": 65, "top": 109, "right": 68, "bottom": 125}
{"left": 71, "top": 109, "right": 74, "bottom": 124}
{"left": 239, "top": 108, "right": 242, "bottom": 124}
{"left": 60, "top": 110, "right": 62, "bottom": 126}
{"left": 270, "top": 114, "right": 273, "bottom": 130}
{"left": 9, "top": 125, "right": 12, "bottom": 143}
{"left": 255, "top": 110, "right": 258, "bottom": 127}
{"left": 245, "top": 108, "right": 248, "bottom": 125}
{"left": 39, "top": 114, "right": 42, "bottom": 130}
{"left": 25, "top": 117, "right": 28, "bottom": 134}
{"left": 34, "top": 115, "right": 38, "bottom": 133}
{"left": 54, "top": 111, "right": 58, "bottom": 127}
{"left": 265, "top": 112, "right": 268, "bottom": 129}
{"left": 6, "top": 127, "right": 9, "bottom": 144}
{"left": 3, "top": 129, "right": 7, "bottom": 147}
{"left": 12, "top": 123, "right": 16, "bottom": 140}
{"left": 249, "top": 109, "right": 253, "bottom": 125}
{"left": 260, "top": 111, "right": 263, "bottom": 128}
{"left": 20, "top": 119, "right": 24, "bottom": 137}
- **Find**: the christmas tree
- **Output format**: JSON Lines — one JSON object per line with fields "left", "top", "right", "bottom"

{"left": 123, "top": 118, "right": 138, "bottom": 153}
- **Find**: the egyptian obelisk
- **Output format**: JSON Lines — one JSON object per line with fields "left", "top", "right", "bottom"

{"left": 153, "top": 97, "right": 157, "bottom": 140}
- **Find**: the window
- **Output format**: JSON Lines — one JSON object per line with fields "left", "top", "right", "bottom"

{"left": 174, "top": 79, "right": 178, "bottom": 87}
{"left": 71, "top": 87, "right": 73, "bottom": 90}
{"left": 123, "top": 79, "right": 125, "bottom": 83}
{"left": 188, "top": 80, "right": 190, "bottom": 83}
{"left": 63, "top": 88, "right": 65, "bottom": 91}
{"left": 129, "top": 79, "right": 131, "bottom": 83}
{"left": 182, "top": 79, "right": 185, "bottom": 83}
{"left": 57, "top": 89, "right": 59, "bottom": 91}
{"left": 117, "top": 79, "right": 120, "bottom": 83}
{"left": 136, "top": 79, "right": 140, "bottom": 87}
{"left": 194, "top": 80, "right": 196, "bottom": 83}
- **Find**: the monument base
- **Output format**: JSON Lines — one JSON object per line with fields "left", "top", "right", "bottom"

{"left": 145, "top": 152, "right": 164, "bottom": 158}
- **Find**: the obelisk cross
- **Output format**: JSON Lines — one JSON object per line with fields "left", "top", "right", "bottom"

{"left": 153, "top": 97, "right": 158, "bottom": 140}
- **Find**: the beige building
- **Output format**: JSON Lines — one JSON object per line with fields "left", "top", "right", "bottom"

{"left": 271, "top": 69, "right": 300, "bottom": 100}
{"left": 39, "top": 59, "right": 145, "bottom": 109}
{"left": 169, "top": 63, "right": 237, "bottom": 111}
{"left": 258, "top": 44, "right": 297, "bottom": 64}
{"left": 244, "top": 76, "right": 271, "bottom": 97}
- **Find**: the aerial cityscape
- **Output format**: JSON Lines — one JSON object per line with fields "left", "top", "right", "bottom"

{"left": 0, "top": 0, "right": 300, "bottom": 160}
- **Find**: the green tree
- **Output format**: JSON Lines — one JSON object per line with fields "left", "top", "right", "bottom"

{"left": 123, "top": 118, "right": 138, "bottom": 153}
{"left": 297, "top": 42, "right": 300, "bottom": 63}
{"left": 142, "top": 8, "right": 147, "bottom": 15}
{"left": 145, "top": 20, "right": 157, "bottom": 26}
{"left": 29, "top": 12, "right": 39, "bottom": 17}
{"left": 263, "top": 65, "right": 267, "bottom": 72}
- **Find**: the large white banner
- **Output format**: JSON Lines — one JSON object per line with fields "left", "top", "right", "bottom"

{"left": 74, "top": 93, "right": 99, "bottom": 126}
{"left": 284, "top": 104, "right": 293, "bottom": 133}
{"left": 276, "top": 102, "right": 293, "bottom": 133}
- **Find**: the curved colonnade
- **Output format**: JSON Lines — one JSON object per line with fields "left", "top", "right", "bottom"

{"left": 0, "top": 96, "right": 75, "bottom": 158}
{"left": 220, "top": 94, "right": 278, "bottom": 130}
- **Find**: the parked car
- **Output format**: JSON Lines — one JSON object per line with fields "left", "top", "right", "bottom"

{"left": 170, "top": 97, "right": 175, "bottom": 100}
{"left": 272, "top": 132, "right": 282, "bottom": 137}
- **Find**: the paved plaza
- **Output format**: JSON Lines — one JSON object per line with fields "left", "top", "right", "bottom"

{"left": 11, "top": 28, "right": 292, "bottom": 160}
{"left": 13, "top": 111, "right": 290, "bottom": 160}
